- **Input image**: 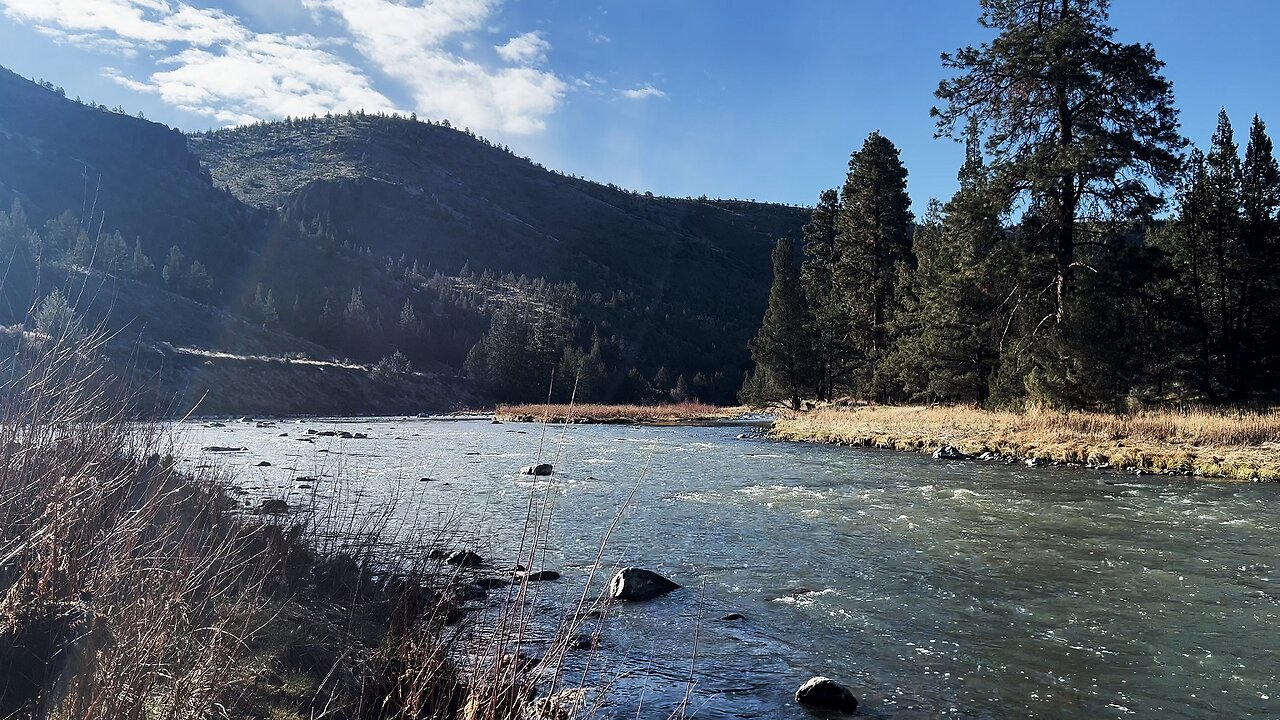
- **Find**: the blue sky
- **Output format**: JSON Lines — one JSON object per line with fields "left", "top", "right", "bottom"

{"left": 1, "top": 1, "right": 1277, "bottom": 215}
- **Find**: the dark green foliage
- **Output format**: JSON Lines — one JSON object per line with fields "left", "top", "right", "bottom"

{"left": 834, "top": 132, "right": 915, "bottom": 399}
{"left": 749, "top": 239, "right": 809, "bottom": 410}
{"left": 1150, "top": 112, "right": 1280, "bottom": 401}
{"left": 933, "top": 0, "right": 1184, "bottom": 407}
{"left": 800, "top": 189, "right": 849, "bottom": 401}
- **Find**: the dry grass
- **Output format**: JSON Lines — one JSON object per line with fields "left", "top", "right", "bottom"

{"left": 496, "top": 402, "right": 741, "bottom": 425}
{"left": 772, "top": 405, "right": 1280, "bottom": 481}
{"left": 0, "top": 322, "right": 609, "bottom": 718}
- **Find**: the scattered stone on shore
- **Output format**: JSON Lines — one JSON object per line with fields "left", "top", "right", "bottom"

{"left": 446, "top": 550, "right": 484, "bottom": 567}
{"left": 794, "top": 676, "right": 858, "bottom": 714}
{"left": 521, "top": 570, "right": 561, "bottom": 582}
{"left": 258, "top": 499, "right": 289, "bottom": 514}
{"left": 202, "top": 446, "right": 246, "bottom": 452}
{"left": 608, "top": 567, "right": 680, "bottom": 601}
{"left": 719, "top": 612, "right": 746, "bottom": 621}
{"left": 932, "top": 444, "right": 967, "bottom": 460}
{"left": 521, "top": 463, "right": 554, "bottom": 476}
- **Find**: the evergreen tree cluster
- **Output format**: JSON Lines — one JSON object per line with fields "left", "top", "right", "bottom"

{"left": 749, "top": 0, "right": 1280, "bottom": 409}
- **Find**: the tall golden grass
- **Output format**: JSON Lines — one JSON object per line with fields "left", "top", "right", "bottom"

{"left": 496, "top": 402, "right": 738, "bottom": 425}
{"left": 773, "top": 405, "right": 1280, "bottom": 481}
{"left": 0, "top": 319, "right": 611, "bottom": 717}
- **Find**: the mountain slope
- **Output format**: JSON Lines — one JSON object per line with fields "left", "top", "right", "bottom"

{"left": 188, "top": 115, "right": 807, "bottom": 316}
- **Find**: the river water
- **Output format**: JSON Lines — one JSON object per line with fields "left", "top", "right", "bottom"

{"left": 176, "top": 417, "right": 1278, "bottom": 719}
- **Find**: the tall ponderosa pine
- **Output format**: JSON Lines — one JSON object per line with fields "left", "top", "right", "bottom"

{"left": 1153, "top": 112, "right": 1280, "bottom": 400}
{"left": 799, "top": 189, "right": 847, "bottom": 401}
{"left": 749, "top": 239, "right": 809, "bottom": 410}
{"left": 891, "top": 123, "right": 1018, "bottom": 404}
{"left": 933, "top": 0, "right": 1183, "bottom": 406}
{"left": 834, "top": 132, "right": 913, "bottom": 399}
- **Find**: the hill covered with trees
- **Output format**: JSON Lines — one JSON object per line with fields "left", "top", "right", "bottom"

{"left": 0, "top": 65, "right": 808, "bottom": 410}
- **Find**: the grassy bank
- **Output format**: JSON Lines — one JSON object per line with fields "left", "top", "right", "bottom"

{"left": 495, "top": 402, "right": 745, "bottom": 425}
{"left": 771, "top": 405, "right": 1280, "bottom": 481}
{"left": 0, "top": 330, "right": 599, "bottom": 719}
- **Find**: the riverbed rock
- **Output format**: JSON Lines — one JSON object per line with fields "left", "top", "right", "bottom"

{"left": 719, "top": 612, "right": 746, "bottom": 621}
{"left": 521, "top": 570, "right": 561, "bottom": 582}
{"left": 932, "top": 444, "right": 967, "bottom": 460}
{"left": 608, "top": 567, "right": 680, "bottom": 601}
{"left": 254, "top": 461, "right": 272, "bottom": 467}
{"left": 202, "top": 446, "right": 246, "bottom": 453}
{"left": 794, "top": 676, "right": 857, "bottom": 714}
{"left": 521, "top": 463, "right": 554, "bottom": 476}
{"left": 446, "top": 550, "right": 484, "bottom": 567}
{"left": 258, "top": 499, "right": 289, "bottom": 514}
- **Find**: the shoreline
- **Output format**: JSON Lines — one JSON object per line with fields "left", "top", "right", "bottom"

{"left": 494, "top": 402, "right": 763, "bottom": 427}
{"left": 769, "top": 405, "right": 1280, "bottom": 482}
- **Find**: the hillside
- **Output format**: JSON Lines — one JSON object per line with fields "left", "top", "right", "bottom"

{"left": 189, "top": 114, "right": 806, "bottom": 319}
{"left": 0, "top": 67, "right": 810, "bottom": 410}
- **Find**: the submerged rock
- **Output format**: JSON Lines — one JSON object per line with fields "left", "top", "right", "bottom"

{"left": 794, "top": 676, "right": 857, "bottom": 714}
{"left": 608, "top": 567, "right": 680, "bottom": 601}
{"left": 522, "top": 570, "right": 561, "bottom": 582}
{"left": 258, "top": 499, "right": 289, "bottom": 514}
{"left": 521, "top": 463, "right": 554, "bottom": 476}
{"left": 201, "top": 446, "right": 245, "bottom": 452}
{"left": 719, "top": 612, "right": 746, "bottom": 621}
{"left": 446, "top": 550, "right": 484, "bottom": 567}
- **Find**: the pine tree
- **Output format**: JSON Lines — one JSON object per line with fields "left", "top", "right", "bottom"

{"left": 749, "top": 239, "right": 810, "bottom": 410}
{"left": 934, "top": 0, "right": 1183, "bottom": 406}
{"left": 1241, "top": 115, "right": 1280, "bottom": 390}
{"left": 834, "top": 132, "right": 913, "bottom": 399}
{"left": 800, "top": 188, "right": 848, "bottom": 400}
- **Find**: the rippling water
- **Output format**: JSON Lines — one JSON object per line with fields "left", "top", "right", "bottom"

{"left": 176, "top": 417, "right": 1279, "bottom": 719}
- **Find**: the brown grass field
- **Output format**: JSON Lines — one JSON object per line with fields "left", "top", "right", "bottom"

{"left": 495, "top": 402, "right": 745, "bottom": 425}
{"left": 771, "top": 405, "right": 1280, "bottom": 481}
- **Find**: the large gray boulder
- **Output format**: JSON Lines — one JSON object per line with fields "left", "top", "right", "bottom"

{"left": 521, "top": 463, "right": 554, "bottom": 476}
{"left": 795, "top": 676, "right": 857, "bottom": 714}
{"left": 608, "top": 567, "right": 680, "bottom": 601}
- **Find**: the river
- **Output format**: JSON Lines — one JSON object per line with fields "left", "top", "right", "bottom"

{"left": 176, "top": 417, "right": 1278, "bottom": 719}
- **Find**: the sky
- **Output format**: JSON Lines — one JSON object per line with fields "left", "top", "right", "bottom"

{"left": 1, "top": 0, "right": 1278, "bottom": 215}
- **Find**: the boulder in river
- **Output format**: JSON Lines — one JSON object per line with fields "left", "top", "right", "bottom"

{"left": 794, "top": 676, "right": 857, "bottom": 714}
{"left": 258, "top": 499, "right": 289, "bottom": 514}
{"left": 202, "top": 446, "right": 246, "bottom": 453}
{"left": 608, "top": 567, "right": 680, "bottom": 601}
{"left": 719, "top": 612, "right": 746, "bottom": 621}
{"left": 521, "top": 463, "right": 554, "bottom": 476}
{"left": 521, "top": 570, "right": 561, "bottom": 582}
{"left": 254, "top": 461, "right": 272, "bottom": 467}
{"left": 932, "top": 444, "right": 967, "bottom": 460}
{"left": 446, "top": 550, "right": 484, "bottom": 567}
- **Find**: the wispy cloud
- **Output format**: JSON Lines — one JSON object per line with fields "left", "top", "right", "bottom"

{"left": 304, "top": 0, "right": 565, "bottom": 134}
{"left": 496, "top": 30, "right": 549, "bottom": 65}
{"left": 620, "top": 83, "right": 666, "bottom": 100}
{"left": 1, "top": 0, "right": 567, "bottom": 135}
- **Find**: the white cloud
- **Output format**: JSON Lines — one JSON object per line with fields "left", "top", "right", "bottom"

{"left": 128, "top": 34, "right": 398, "bottom": 123}
{"left": 588, "top": 31, "right": 610, "bottom": 44}
{"left": 620, "top": 83, "right": 666, "bottom": 100}
{"left": 1, "top": 0, "right": 244, "bottom": 48}
{"left": 304, "top": 0, "right": 566, "bottom": 135}
{"left": 3, "top": 0, "right": 565, "bottom": 134}
{"left": 495, "top": 30, "right": 548, "bottom": 65}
